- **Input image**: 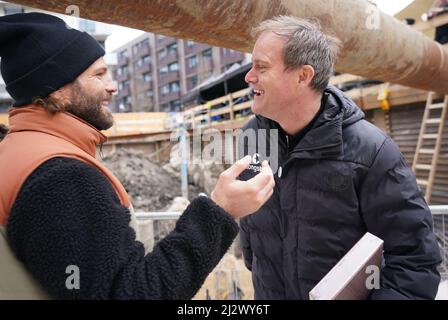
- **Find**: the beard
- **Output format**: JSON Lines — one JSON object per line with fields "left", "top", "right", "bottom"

{"left": 64, "top": 80, "right": 114, "bottom": 131}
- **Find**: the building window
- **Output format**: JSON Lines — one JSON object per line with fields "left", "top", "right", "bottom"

{"left": 146, "top": 90, "right": 153, "bottom": 97}
{"left": 132, "top": 44, "right": 139, "bottom": 55}
{"left": 143, "top": 55, "right": 151, "bottom": 64}
{"left": 161, "top": 85, "right": 170, "bottom": 96}
{"left": 170, "top": 100, "right": 181, "bottom": 112}
{"left": 167, "top": 43, "right": 177, "bottom": 54}
{"left": 162, "top": 103, "right": 170, "bottom": 112}
{"left": 119, "top": 50, "right": 128, "bottom": 58}
{"left": 186, "top": 40, "right": 195, "bottom": 48}
{"left": 133, "top": 39, "right": 150, "bottom": 54}
{"left": 168, "top": 62, "right": 179, "bottom": 72}
{"left": 158, "top": 35, "right": 166, "bottom": 42}
{"left": 202, "top": 48, "right": 212, "bottom": 59}
{"left": 124, "top": 96, "right": 132, "bottom": 104}
{"left": 190, "top": 75, "right": 198, "bottom": 88}
{"left": 160, "top": 66, "right": 169, "bottom": 74}
{"left": 117, "top": 66, "right": 128, "bottom": 76}
{"left": 170, "top": 81, "right": 180, "bottom": 93}
{"left": 143, "top": 72, "right": 152, "bottom": 83}
{"left": 118, "top": 82, "right": 124, "bottom": 91}
{"left": 158, "top": 48, "right": 167, "bottom": 59}
{"left": 188, "top": 55, "right": 198, "bottom": 68}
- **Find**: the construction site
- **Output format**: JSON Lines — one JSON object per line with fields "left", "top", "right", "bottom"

{"left": 1, "top": 0, "right": 448, "bottom": 300}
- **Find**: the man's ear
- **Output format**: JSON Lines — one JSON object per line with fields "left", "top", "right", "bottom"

{"left": 297, "top": 65, "right": 315, "bottom": 87}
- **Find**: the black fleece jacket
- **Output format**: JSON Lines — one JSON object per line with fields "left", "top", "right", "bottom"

{"left": 6, "top": 157, "right": 238, "bottom": 299}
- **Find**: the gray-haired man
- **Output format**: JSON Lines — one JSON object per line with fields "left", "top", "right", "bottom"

{"left": 239, "top": 15, "right": 441, "bottom": 300}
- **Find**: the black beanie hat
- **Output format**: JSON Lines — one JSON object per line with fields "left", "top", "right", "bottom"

{"left": 0, "top": 12, "right": 105, "bottom": 107}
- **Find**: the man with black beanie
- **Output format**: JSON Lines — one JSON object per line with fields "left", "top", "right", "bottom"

{"left": 0, "top": 12, "right": 275, "bottom": 299}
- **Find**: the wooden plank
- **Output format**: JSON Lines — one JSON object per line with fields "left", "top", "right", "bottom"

{"left": 231, "top": 87, "right": 251, "bottom": 99}
{"left": 417, "top": 179, "right": 429, "bottom": 186}
{"left": 416, "top": 164, "right": 432, "bottom": 170}
{"left": 426, "top": 118, "right": 442, "bottom": 124}
{"left": 194, "top": 114, "right": 207, "bottom": 121}
{"left": 202, "top": 117, "right": 254, "bottom": 131}
{"left": 190, "top": 103, "right": 208, "bottom": 114}
{"left": 210, "top": 106, "right": 231, "bottom": 117}
{"left": 208, "top": 92, "right": 232, "bottom": 107}
{"left": 345, "top": 83, "right": 444, "bottom": 111}
{"left": 229, "top": 92, "right": 235, "bottom": 120}
{"left": 429, "top": 103, "right": 445, "bottom": 109}
{"left": 233, "top": 101, "right": 252, "bottom": 112}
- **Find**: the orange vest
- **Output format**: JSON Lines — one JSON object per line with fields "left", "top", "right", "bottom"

{"left": 0, "top": 105, "right": 131, "bottom": 226}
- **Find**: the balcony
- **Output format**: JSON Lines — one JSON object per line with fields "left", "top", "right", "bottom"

{"left": 117, "top": 55, "right": 129, "bottom": 66}
{"left": 185, "top": 63, "right": 197, "bottom": 76}
{"left": 158, "top": 70, "right": 180, "bottom": 85}
{"left": 220, "top": 50, "right": 245, "bottom": 67}
{"left": 135, "top": 79, "right": 152, "bottom": 91}
{"left": 158, "top": 50, "right": 178, "bottom": 66}
{"left": 157, "top": 36, "right": 177, "bottom": 49}
{"left": 184, "top": 42, "right": 211, "bottom": 56}
{"left": 139, "top": 63, "right": 151, "bottom": 74}
{"left": 159, "top": 91, "right": 181, "bottom": 105}
{"left": 136, "top": 45, "right": 150, "bottom": 57}
{"left": 115, "top": 71, "right": 129, "bottom": 83}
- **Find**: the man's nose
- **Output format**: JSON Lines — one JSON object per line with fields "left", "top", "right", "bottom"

{"left": 105, "top": 73, "right": 118, "bottom": 93}
{"left": 245, "top": 67, "right": 257, "bottom": 84}
{"left": 106, "top": 81, "right": 118, "bottom": 94}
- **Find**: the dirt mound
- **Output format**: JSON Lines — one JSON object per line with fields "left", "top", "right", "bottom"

{"left": 102, "top": 148, "right": 204, "bottom": 211}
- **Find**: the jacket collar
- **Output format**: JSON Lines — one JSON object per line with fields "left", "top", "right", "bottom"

{"left": 258, "top": 86, "right": 364, "bottom": 160}
{"left": 8, "top": 105, "right": 107, "bottom": 157}
{"left": 290, "top": 95, "right": 344, "bottom": 159}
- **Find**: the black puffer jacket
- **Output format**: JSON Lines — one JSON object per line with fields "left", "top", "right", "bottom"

{"left": 7, "top": 157, "right": 238, "bottom": 299}
{"left": 239, "top": 86, "right": 442, "bottom": 300}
